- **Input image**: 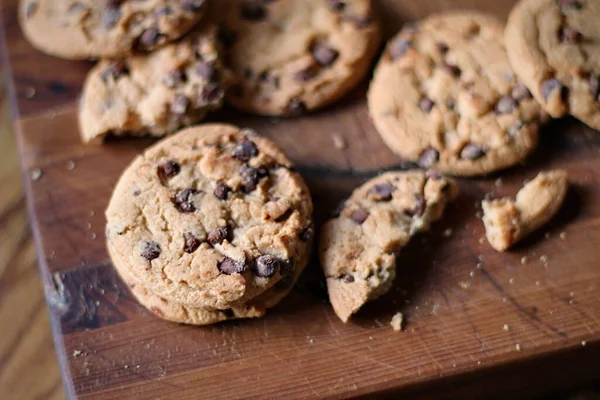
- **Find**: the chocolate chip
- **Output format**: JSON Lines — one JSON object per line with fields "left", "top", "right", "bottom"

{"left": 495, "top": 96, "right": 517, "bottom": 114}
{"left": 196, "top": 61, "right": 219, "bottom": 81}
{"left": 141, "top": 241, "right": 161, "bottom": 260}
{"left": 103, "top": 8, "right": 121, "bottom": 28}
{"left": 540, "top": 78, "right": 566, "bottom": 100}
{"left": 218, "top": 257, "right": 246, "bottom": 274}
{"left": 508, "top": 120, "right": 525, "bottom": 136}
{"left": 559, "top": 0, "right": 582, "bottom": 12}
{"left": 207, "top": 226, "right": 230, "bottom": 246}
{"left": 133, "top": 189, "right": 141, "bottom": 196}
{"left": 240, "top": 165, "right": 267, "bottom": 193}
{"left": 253, "top": 255, "right": 280, "bottom": 278}
{"left": 342, "top": 275, "right": 354, "bottom": 283}
{"left": 347, "top": 14, "right": 373, "bottom": 28}
{"left": 437, "top": 42, "right": 449, "bottom": 54}
{"left": 560, "top": 27, "right": 583, "bottom": 43}
{"left": 218, "top": 25, "right": 237, "bottom": 47}
{"left": 327, "top": 0, "right": 346, "bottom": 11}
{"left": 426, "top": 170, "right": 442, "bottom": 180}
{"left": 223, "top": 309, "right": 235, "bottom": 318}
{"left": 184, "top": 233, "right": 201, "bottom": 253}
{"left": 259, "top": 71, "right": 280, "bottom": 88}
{"left": 589, "top": 74, "right": 600, "bottom": 100}
{"left": 171, "top": 95, "right": 191, "bottom": 115}
{"left": 294, "top": 65, "right": 318, "bottom": 82}
{"left": 460, "top": 144, "right": 485, "bottom": 160}
{"left": 350, "top": 208, "right": 369, "bottom": 224}
{"left": 405, "top": 194, "right": 425, "bottom": 217}
{"left": 241, "top": 1, "right": 267, "bottom": 21}
{"left": 105, "top": 0, "right": 124, "bottom": 7}
{"left": 443, "top": 63, "right": 461, "bottom": 77}
{"left": 419, "top": 147, "right": 439, "bottom": 168}
{"left": 511, "top": 83, "right": 532, "bottom": 101}
{"left": 25, "top": 1, "right": 37, "bottom": 18}
{"left": 163, "top": 69, "right": 186, "bottom": 88}
{"left": 299, "top": 224, "right": 314, "bottom": 242}
{"left": 157, "top": 161, "right": 180, "bottom": 185}
{"left": 274, "top": 208, "right": 294, "bottom": 223}
{"left": 101, "top": 61, "right": 128, "bottom": 82}
{"left": 214, "top": 182, "right": 231, "bottom": 200}
{"left": 172, "top": 188, "right": 196, "bottom": 213}
{"left": 201, "top": 82, "right": 223, "bottom": 102}
{"left": 368, "top": 183, "right": 394, "bottom": 201}
{"left": 138, "top": 27, "right": 162, "bottom": 48}
{"left": 419, "top": 97, "right": 435, "bottom": 113}
{"left": 389, "top": 38, "right": 411, "bottom": 60}
{"left": 179, "top": 0, "right": 205, "bottom": 12}
{"left": 155, "top": 6, "right": 172, "bottom": 16}
{"left": 232, "top": 138, "right": 259, "bottom": 162}
{"left": 311, "top": 43, "right": 339, "bottom": 67}
{"left": 287, "top": 98, "right": 307, "bottom": 115}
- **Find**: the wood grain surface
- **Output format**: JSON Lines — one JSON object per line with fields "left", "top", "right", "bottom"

{"left": 3, "top": 0, "right": 600, "bottom": 399}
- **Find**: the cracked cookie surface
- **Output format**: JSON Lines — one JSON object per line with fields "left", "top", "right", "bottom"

{"left": 219, "top": 0, "right": 381, "bottom": 116}
{"left": 106, "top": 124, "right": 314, "bottom": 315}
{"left": 79, "top": 24, "right": 229, "bottom": 144}
{"left": 483, "top": 169, "right": 568, "bottom": 252}
{"left": 20, "top": 0, "right": 207, "bottom": 59}
{"left": 319, "top": 171, "right": 458, "bottom": 322}
{"left": 368, "top": 12, "right": 545, "bottom": 176}
{"left": 506, "top": 0, "right": 600, "bottom": 129}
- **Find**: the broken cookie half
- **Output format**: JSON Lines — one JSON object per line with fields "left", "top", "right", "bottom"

{"left": 482, "top": 170, "right": 568, "bottom": 252}
{"left": 319, "top": 171, "right": 459, "bottom": 322}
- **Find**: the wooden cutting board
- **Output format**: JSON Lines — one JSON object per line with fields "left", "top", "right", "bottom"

{"left": 3, "top": 0, "right": 600, "bottom": 398}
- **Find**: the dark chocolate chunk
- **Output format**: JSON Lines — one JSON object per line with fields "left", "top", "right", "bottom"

{"left": 437, "top": 42, "right": 449, "bottom": 54}
{"left": 218, "top": 25, "right": 237, "bottom": 48}
{"left": 560, "top": 27, "right": 583, "bottom": 43}
{"left": 327, "top": 0, "right": 346, "bottom": 12}
{"left": 419, "top": 97, "right": 435, "bottom": 113}
{"left": 103, "top": 8, "right": 121, "bottom": 28}
{"left": 141, "top": 241, "right": 161, "bottom": 260}
{"left": 368, "top": 183, "right": 394, "bottom": 201}
{"left": 218, "top": 257, "right": 247, "bottom": 274}
{"left": 311, "top": 43, "right": 339, "bottom": 67}
{"left": 294, "top": 65, "right": 318, "bottom": 82}
{"left": 287, "top": 98, "right": 307, "bottom": 115}
{"left": 511, "top": 83, "right": 532, "bottom": 101}
{"left": 138, "top": 27, "right": 162, "bottom": 48}
{"left": 460, "top": 143, "right": 485, "bottom": 160}
{"left": 201, "top": 82, "right": 223, "bottom": 102}
{"left": 389, "top": 38, "right": 411, "bottom": 60}
{"left": 179, "top": 0, "right": 205, "bottom": 12}
{"left": 105, "top": 0, "right": 124, "bottom": 7}
{"left": 157, "top": 160, "right": 181, "bottom": 185}
{"left": 418, "top": 147, "right": 439, "bottom": 168}
{"left": 405, "top": 194, "right": 425, "bottom": 217}
{"left": 540, "top": 78, "right": 566, "bottom": 100}
{"left": 163, "top": 69, "right": 186, "bottom": 88}
{"left": 253, "top": 255, "right": 280, "bottom": 278}
{"left": 559, "top": 0, "right": 582, "bottom": 11}
{"left": 207, "top": 226, "right": 230, "bottom": 246}
{"left": 232, "top": 138, "right": 259, "bottom": 162}
{"left": 443, "top": 63, "right": 462, "bottom": 77}
{"left": 342, "top": 275, "right": 354, "bottom": 283}
{"left": 214, "top": 182, "right": 231, "bottom": 200}
{"left": 155, "top": 6, "right": 172, "bottom": 16}
{"left": 350, "top": 208, "right": 369, "bottom": 224}
{"left": 299, "top": 224, "right": 314, "bottom": 242}
{"left": 172, "top": 188, "right": 197, "bottom": 213}
{"left": 495, "top": 96, "right": 517, "bottom": 114}
{"left": 426, "top": 170, "right": 442, "bottom": 180}
{"left": 240, "top": 1, "right": 267, "bottom": 21}
{"left": 196, "top": 61, "right": 219, "bottom": 81}
{"left": 589, "top": 74, "right": 600, "bottom": 100}
{"left": 240, "top": 165, "right": 267, "bottom": 193}
{"left": 171, "top": 94, "right": 191, "bottom": 115}
{"left": 184, "top": 233, "right": 201, "bottom": 253}
{"left": 101, "top": 61, "right": 128, "bottom": 82}
{"left": 25, "top": 1, "right": 37, "bottom": 18}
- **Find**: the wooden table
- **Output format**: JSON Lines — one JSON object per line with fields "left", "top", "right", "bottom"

{"left": 3, "top": 0, "right": 600, "bottom": 398}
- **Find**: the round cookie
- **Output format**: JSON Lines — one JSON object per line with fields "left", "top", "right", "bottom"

{"left": 19, "top": 0, "right": 207, "bottom": 59}
{"left": 368, "top": 12, "right": 546, "bottom": 176}
{"left": 506, "top": 0, "right": 600, "bottom": 129}
{"left": 220, "top": 0, "right": 381, "bottom": 116}
{"left": 105, "top": 124, "right": 314, "bottom": 312}
{"left": 79, "top": 25, "right": 229, "bottom": 144}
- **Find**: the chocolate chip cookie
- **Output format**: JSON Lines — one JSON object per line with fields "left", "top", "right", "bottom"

{"left": 20, "top": 0, "right": 207, "bottom": 59}
{"left": 79, "top": 25, "right": 229, "bottom": 144}
{"left": 219, "top": 0, "right": 381, "bottom": 116}
{"left": 319, "top": 171, "right": 458, "bottom": 322}
{"left": 483, "top": 170, "right": 568, "bottom": 252}
{"left": 106, "top": 124, "right": 314, "bottom": 320}
{"left": 506, "top": 0, "right": 600, "bottom": 129}
{"left": 368, "top": 12, "right": 546, "bottom": 176}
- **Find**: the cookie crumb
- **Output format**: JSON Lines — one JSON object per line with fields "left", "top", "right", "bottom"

{"left": 469, "top": 271, "right": 476, "bottom": 278}
{"left": 458, "top": 281, "right": 471, "bottom": 290}
{"left": 95, "top": 300, "right": 100, "bottom": 306}
{"left": 535, "top": 280, "right": 541, "bottom": 287}
{"left": 476, "top": 262, "right": 483, "bottom": 269}
{"left": 570, "top": 291, "right": 575, "bottom": 297}
{"left": 503, "top": 324, "right": 510, "bottom": 331}
{"left": 560, "top": 231, "right": 567, "bottom": 240}
{"left": 494, "top": 178, "right": 503, "bottom": 187}
{"left": 515, "top": 344, "right": 521, "bottom": 351}
{"left": 452, "top": 363, "right": 457, "bottom": 368}
{"left": 332, "top": 134, "right": 347, "bottom": 149}
{"left": 540, "top": 254, "right": 548, "bottom": 263}
{"left": 86, "top": 222, "right": 92, "bottom": 230}
{"left": 72, "top": 350, "right": 83, "bottom": 357}
{"left": 479, "top": 236, "right": 486, "bottom": 244}
{"left": 390, "top": 312, "right": 404, "bottom": 332}
{"left": 477, "top": 361, "right": 482, "bottom": 366}
{"left": 521, "top": 256, "right": 528, "bottom": 265}
{"left": 47, "top": 110, "right": 57, "bottom": 120}
{"left": 90, "top": 233, "right": 97, "bottom": 240}
{"left": 30, "top": 168, "right": 43, "bottom": 181}
{"left": 509, "top": 277, "right": 515, "bottom": 285}
{"left": 66, "top": 160, "right": 76, "bottom": 170}
{"left": 90, "top": 210, "right": 96, "bottom": 217}
{"left": 25, "top": 86, "right": 36, "bottom": 99}
{"left": 569, "top": 299, "right": 575, "bottom": 305}
{"left": 582, "top": 341, "right": 587, "bottom": 347}
{"left": 544, "top": 232, "right": 551, "bottom": 239}
{"left": 124, "top": 365, "right": 129, "bottom": 369}
{"left": 443, "top": 228, "right": 453, "bottom": 237}
{"left": 475, "top": 211, "right": 483, "bottom": 219}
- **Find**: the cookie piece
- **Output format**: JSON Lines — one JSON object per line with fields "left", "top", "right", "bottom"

{"left": 506, "top": 0, "right": 600, "bottom": 129}
{"left": 19, "top": 0, "right": 207, "bottom": 59}
{"left": 482, "top": 170, "right": 568, "bottom": 252}
{"left": 319, "top": 171, "right": 458, "bottom": 322}
{"left": 368, "top": 12, "right": 546, "bottom": 176}
{"left": 219, "top": 0, "right": 381, "bottom": 116}
{"left": 106, "top": 124, "right": 314, "bottom": 314}
{"left": 79, "top": 25, "right": 229, "bottom": 144}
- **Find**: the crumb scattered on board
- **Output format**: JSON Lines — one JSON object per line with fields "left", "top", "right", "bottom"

{"left": 30, "top": 168, "right": 43, "bottom": 181}
{"left": 72, "top": 350, "right": 83, "bottom": 357}
{"left": 443, "top": 228, "right": 452, "bottom": 237}
{"left": 390, "top": 312, "right": 404, "bottom": 332}
{"left": 66, "top": 160, "right": 76, "bottom": 170}
{"left": 332, "top": 134, "right": 347, "bottom": 149}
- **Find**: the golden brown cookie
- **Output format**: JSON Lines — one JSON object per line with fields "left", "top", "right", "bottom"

{"left": 482, "top": 170, "right": 568, "bottom": 252}
{"left": 506, "top": 0, "right": 600, "bottom": 129}
{"left": 368, "top": 12, "right": 546, "bottom": 176}
{"left": 319, "top": 171, "right": 458, "bottom": 322}
{"left": 19, "top": 0, "right": 207, "bottom": 59}
{"left": 106, "top": 124, "right": 314, "bottom": 318}
{"left": 220, "top": 0, "right": 381, "bottom": 116}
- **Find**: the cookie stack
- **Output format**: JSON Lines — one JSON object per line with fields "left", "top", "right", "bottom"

{"left": 105, "top": 124, "right": 314, "bottom": 324}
